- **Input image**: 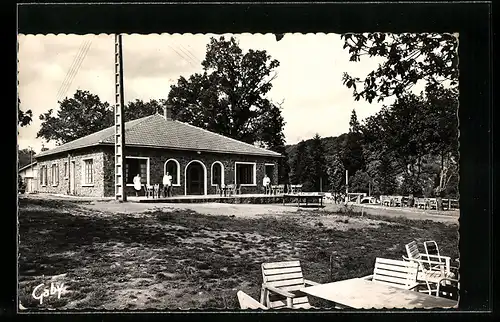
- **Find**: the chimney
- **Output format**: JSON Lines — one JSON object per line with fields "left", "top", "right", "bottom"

{"left": 164, "top": 105, "right": 173, "bottom": 121}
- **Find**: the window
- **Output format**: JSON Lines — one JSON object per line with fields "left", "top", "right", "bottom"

{"left": 83, "top": 159, "right": 94, "bottom": 185}
{"left": 126, "top": 157, "right": 149, "bottom": 185}
{"left": 211, "top": 162, "right": 224, "bottom": 186}
{"left": 164, "top": 159, "right": 180, "bottom": 185}
{"left": 64, "top": 162, "right": 68, "bottom": 178}
{"left": 51, "top": 164, "right": 59, "bottom": 186}
{"left": 235, "top": 162, "right": 256, "bottom": 185}
{"left": 40, "top": 165, "right": 47, "bottom": 186}
{"left": 265, "top": 164, "right": 275, "bottom": 181}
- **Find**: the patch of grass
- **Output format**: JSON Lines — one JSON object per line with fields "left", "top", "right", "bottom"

{"left": 18, "top": 197, "right": 458, "bottom": 310}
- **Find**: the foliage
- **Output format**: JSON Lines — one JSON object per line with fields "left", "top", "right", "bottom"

{"left": 166, "top": 36, "right": 285, "bottom": 149}
{"left": 124, "top": 99, "right": 165, "bottom": 121}
{"left": 286, "top": 84, "right": 457, "bottom": 198}
{"left": 37, "top": 90, "right": 114, "bottom": 145}
{"left": 306, "top": 134, "right": 328, "bottom": 191}
{"left": 340, "top": 33, "right": 458, "bottom": 103}
{"left": 18, "top": 148, "right": 36, "bottom": 169}
{"left": 18, "top": 174, "right": 26, "bottom": 191}
{"left": 326, "top": 156, "right": 345, "bottom": 193}
{"left": 18, "top": 98, "right": 33, "bottom": 127}
{"left": 288, "top": 140, "right": 309, "bottom": 186}
{"left": 37, "top": 89, "right": 170, "bottom": 145}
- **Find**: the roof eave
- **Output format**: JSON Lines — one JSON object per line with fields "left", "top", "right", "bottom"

{"left": 98, "top": 142, "right": 282, "bottom": 158}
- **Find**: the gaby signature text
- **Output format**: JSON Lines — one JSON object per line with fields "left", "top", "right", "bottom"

{"left": 32, "top": 282, "right": 68, "bottom": 305}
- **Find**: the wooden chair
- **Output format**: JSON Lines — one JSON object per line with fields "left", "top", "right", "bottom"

{"left": 260, "top": 260, "right": 319, "bottom": 309}
{"left": 277, "top": 184, "right": 285, "bottom": 194}
{"left": 361, "top": 257, "right": 420, "bottom": 290}
{"left": 216, "top": 184, "right": 222, "bottom": 196}
{"left": 237, "top": 291, "right": 268, "bottom": 310}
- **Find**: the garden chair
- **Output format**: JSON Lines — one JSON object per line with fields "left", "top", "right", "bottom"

{"left": 153, "top": 184, "right": 161, "bottom": 198}
{"left": 260, "top": 260, "right": 320, "bottom": 309}
{"left": 237, "top": 291, "right": 268, "bottom": 310}
{"left": 361, "top": 257, "right": 420, "bottom": 290}
{"left": 403, "top": 241, "right": 456, "bottom": 295}
{"left": 277, "top": 184, "right": 285, "bottom": 194}
{"left": 424, "top": 240, "right": 460, "bottom": 276}
{"left": 226, "top": 184, "right": 235, "bottom": 196}
{"left": 145, "top": 184, "right": 154, "bottom": 198}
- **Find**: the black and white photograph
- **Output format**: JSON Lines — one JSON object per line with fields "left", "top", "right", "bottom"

{"left": 17, "top": 29, "right": 461, "bottom": 311}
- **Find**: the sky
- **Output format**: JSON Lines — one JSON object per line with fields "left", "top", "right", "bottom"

{"left": 18, "top": 33, "right": 394, "bottom": 153}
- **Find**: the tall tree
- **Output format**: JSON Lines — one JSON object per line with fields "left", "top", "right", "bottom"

{"left": 167, "top": 36, "right": 284, "bottom": 148}
{"left": 288, "top": 140, "right": 309, "bottom": 186}
{"left": 349, "top": 109, "right": 361, "bottom": 134}
{"left": 307, "top": 134, "right": 327, "bottom": 191}
{"left": 327, "top": 155, "right": 345, "bottom": 194}
{"left": 37, "top": 90, "right": 113, "bottom": 145}
{"left": 340, "top": 33, "right": 458, "bottom": 103}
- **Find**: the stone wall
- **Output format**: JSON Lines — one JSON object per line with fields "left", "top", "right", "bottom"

{"left": 100, "top": 146, "right": 281, "bottom": 197}
{"left": 35, "top": 148, "right": 105, "bottom": 197}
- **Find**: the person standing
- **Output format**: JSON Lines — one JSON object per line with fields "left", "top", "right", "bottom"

{"left": 133, "top": 174, "right": 142, "bottom": 197}
{"left": 263, "top": 174, "right": 271, "bottom": 194}
{"left": 163, "top": 171, "right": 173, "bottom": 197}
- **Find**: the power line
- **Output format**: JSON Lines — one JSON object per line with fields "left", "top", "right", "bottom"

{"left": 177, "top": 43, "right": 201, "bottom": 64}
{"left": 56, "top": 38, "right": 93, "bottom": 101}
{"left": 167, "top": 44, "right": 196, "bottom": 68}
{"left": 58, "top": 40, "right": 93, "bottom": 101}
{"left": 56, "top": 40, "right": 89, "bottom": 100}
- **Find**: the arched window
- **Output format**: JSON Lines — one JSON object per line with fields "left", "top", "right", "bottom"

{"left": 211, "top": 162, "right": 224, "bottom": 186}
{"left": 164, "top": 159, "right": 180, "bottom": 185}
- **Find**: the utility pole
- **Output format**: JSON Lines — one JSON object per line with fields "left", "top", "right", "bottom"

{"left": 114, "top": 34, "right": 127, "bottom": 201}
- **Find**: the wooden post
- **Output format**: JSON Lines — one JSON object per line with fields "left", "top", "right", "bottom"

{"left": 345, "top": 170, "right": 348, "bottom": 203}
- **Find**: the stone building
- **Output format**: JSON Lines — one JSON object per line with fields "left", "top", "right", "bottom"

{"left": 34, "top": 109, "right": 282, "bottom": 197}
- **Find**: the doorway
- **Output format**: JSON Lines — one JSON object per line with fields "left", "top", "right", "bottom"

{"left": 186, "top": 161, "right": 205, "bottom": 195}
{"left": 70, "top": 161, "right": 76, "bottom": 194}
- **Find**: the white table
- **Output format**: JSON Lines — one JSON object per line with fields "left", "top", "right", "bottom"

{"left": 301, "top": 278, "right": 458, "bottom": 309}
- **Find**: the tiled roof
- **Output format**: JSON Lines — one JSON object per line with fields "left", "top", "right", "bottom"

{"left": 37, "top": 114, "right": 282, "bottom": 158}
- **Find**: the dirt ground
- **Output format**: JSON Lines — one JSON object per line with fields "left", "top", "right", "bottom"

{"left": 17, "top": 195, "right": 459, "bottom": 310}
{"left": 25, "top": 193, "right": 458, "bottom": 224}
